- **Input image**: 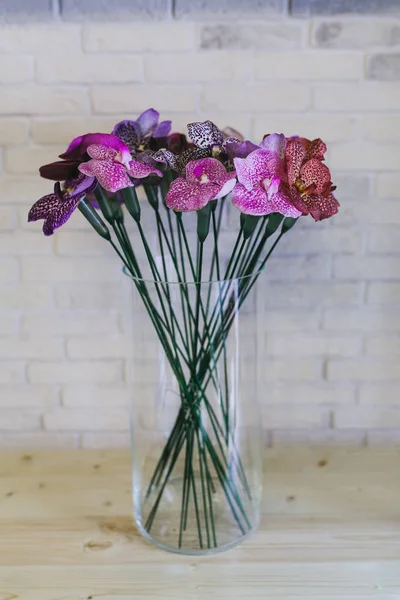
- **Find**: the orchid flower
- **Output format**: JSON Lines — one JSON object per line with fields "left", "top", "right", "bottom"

{"left": 232, "top": 134, "right": 302, "bottom": 218}
{"left": 113, "top": 108, "right": 172, "bottom": 154}
{"left": 284, "top": 137, "right": 339, "bottom": 221}
{"left": 78, "top": 142, "right": 162, "bottom": 193}
{"left": 165, "top": 158, "right": 236, "bottom": 212}
{"left": 28, "top": 174, "right": 96, "bottom": 236}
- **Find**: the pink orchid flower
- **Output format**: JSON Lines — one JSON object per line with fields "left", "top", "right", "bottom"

{"left": 284, "top": 137, "right": 339, "bottom": 221}
{"left": 165, "top": 158, "right": 236, "bottom": 212}
{"left": 78, "top": 139, "right": 162, "bottom": 194}
{"left": 232, "top": 133, "right": 302, "bottom": 218}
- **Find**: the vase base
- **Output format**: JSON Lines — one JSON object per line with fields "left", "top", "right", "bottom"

{"left": 134, "top": 517, "right": 260, "bottom": 556}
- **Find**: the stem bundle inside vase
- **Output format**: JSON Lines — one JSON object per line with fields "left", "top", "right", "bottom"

{"left": 28, "top": 109, "right": 340, "bottom": 553}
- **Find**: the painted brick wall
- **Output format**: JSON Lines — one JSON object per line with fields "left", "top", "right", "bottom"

{"left": 1, "top": 1, "right": 400, "bottom": 449}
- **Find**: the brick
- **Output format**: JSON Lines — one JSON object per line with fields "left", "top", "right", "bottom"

{"left": 21, "top": 257, "right": 122, "bottom": 283}
{"left": 202, "top": 84, "right": 310, "bottom": 112}
{"left": 28, "top": 361, "right": 123, "bottom": 385}
{"left": 328, "top": 360, "right": 400, "bottom": 382}
{"left": 368, "top": 227, "right": 400, "bottom": 253}
{"left": 62, "top": 386, "right": 129, "bottom": 407}
{"left": 367, "top": 53, "right": 400, "bottom": 80}
{"left": 1, "top": 177, "right": 51, "bottom": 205}
{"left": 82, "top": 432, "right": 130, "bottom": 448}
{"left": 266, "top": 333, "right": 362, "bottom": 357}
{"left": 84, "top": 22, "right": 194, "bottom": 52}
{"left": 367, "top": 283, "right": 400, "bottom": 305}
{"left": 369, "top": 201, "right": 400, "bottom": 224}
{"left": 55, "top": 283, "right": 121, "bottom": 309}
{"left": 376, "top": 173, "right": 400, "bottom": 197}
{"left": 360, "top": 385, "right": 400, "bottom": 405}
{"left": 265, "top": 255, "right": 331, "bottom": 281}
{"left": 264, "top": 359, "right": 322, "bottom": 382}
{"left": 37, "top": 54, "right": 143, "bottom": 84}
{"left": 0, "top": 55, "right": 33, "bottom": 83}
{"left": 0, "top": 0, "right": 51, "bottom": 21}
{"left": 0, "top": 24, "right": 82, "bottom": 53}
{"left": 0, "top": 119, "right": 28, "bottom": 146}
{"left": 0, "top": 284, "right": 52, "bottom": 310}
{"left": 262, "top": 405, "right": 329, "bottom": 429}
{"left": 367, "top": 430, "right": 400, "bottom": 446}
{"left": 61, "top": 0, "right": 170, "bottom": 19}
{"left": 271, "top": 429, "right": 364, "bottom": 446}
{"left": 0, "top": 258, "right": 19, "bottom": 283}
{"left": 334, "top": 173, "right": 371, "bottom": 198}
{"left": 0, "top": 314, "right": 19, "bottom": 336}
{"left": 292, "top": 0, "right": 400, "bottom": 16}
{"left": 0, "top": 362, "right": 25, "bottom": 384}
{"left": 91, "top": 85, "right": 196, "bottom": 114}
{"left": 5, "top": 146, "right": 66, "bottom": 175}
{"left": 176, "top": 0, "right": 286, "bottom": 19}
{"left": 0, "top": 232, "right": 53, "bottom": 255}
{"left": 334, "top": 255, "right": 400, "bottom": 280}
{"left": 264, "top": 282, "right": 362, "bottom": 308}
{"left": 0, "top": 86, "right": 88, "bottom": 115}
{"left": 0, "top": 207, "right": 15, "bottom": 230}
{"left": 256, "top": 51, "right": 362, "bottom": 81}
{"left": 0, "top": 410, "right": 41, "bottom": 431}
{"left": 334, "top": 407, "right": 400, "bottom": 429}
{"left": 252, "top": 114, "right": 357, "bottom": 144}
{"left": 366, "top": 335, "right": 400, "bottom": 356}
{"left": 55, "top": 231, "right": 107, "bottom": 257}
{"left": 362, "top": 116, "right": 400, "bottom": 142}
{"left": 277, "top": 227, "right": 361, "bottom": 255}
{"left": 329, "top": 142, "right": 400, "bottom": 171}
{"left": 44, "top": 407, "right": 128, "bottom": 431}
{"left": 263, "top": 383, "right": 356, "bottom": 404}
{"left": 31, "top": 117, "right": 121, "bottom": 145}
{"left": 0, "top": 338, "right": 63, "bottom": 360}
{"left": 0, "top": 386, "right": 57, "bottom": 408}
{"left": 199, "top": 22, "right": 304, "bottom": 50}
{"left": 67, "top": 336, "right": 128, "bottom": 359}
{"left": 259, "top": 309, "right": 319, "bottom": 331}
{"left": 324, "top": 309, "right": 400, "bottom": 332}
{"left": 22, "top": 311, "right": 118, "bottom": 336}
{"left": 145, "top": 52, "right": 249, "bottom": 82}
{"left": 314, "top": 83, "right": 400, "bottom": 111}
{"left": 0, "top": 432, "right": 79, "bottom": 449}
{"left": 312, "top": 19, "right": 400, "bottom": 49}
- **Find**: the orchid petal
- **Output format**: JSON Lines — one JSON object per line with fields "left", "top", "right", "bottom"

{"left": 285, "top": 139, "right": 306, "bottom": 184}
{"left": 153, "top": 120, "right": 172, "bottom": 138}
{"left": 61, "top": 133, "right": 129, "bottom": 160}
{"left": 187, "top": 120, "right": 224, "bottom": 149}
{"left": 113, "top": 120, "right": 141, "bottom": 153}
{"left": 305, "top": 193, "right": 340, "bottom": 221}
{"left": 186, "top": 157, "right": 228, "bottom": 185}
{"left": 79, "top": 160, "right": 133, "bottom": 193}
{"left": 86, "top": 144, "right": 119, "bottom": 161}
{"left": 300, "top": 158, "right": 331, "bottom": 195}
{"left": 232, "top": 183, "right": 272, "bottom": 216}
{"left": 127, "top": 159, "right": 162, "bottom": 179}
{"left": 234, "top": 149, "right": 282, "bottom": 192}
{"left": 213, "top": 175, "right": 236, "bottom": 199}
{"left": 137, "top": 108, "right": 159, "bottom": 137}
{"left": 224, "top": 138, "right": 259, "bottom": 159}
{"left": 165, "top": 178, "right": 218, "bottom": 212}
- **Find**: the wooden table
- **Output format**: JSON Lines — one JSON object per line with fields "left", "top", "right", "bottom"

{"left": 0, "top": 447, "right": 399, "bottom": 599}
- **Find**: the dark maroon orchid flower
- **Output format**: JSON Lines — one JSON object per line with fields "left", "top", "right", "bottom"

{"left": 28, "top": 174, "right": 97, "bottom": 236}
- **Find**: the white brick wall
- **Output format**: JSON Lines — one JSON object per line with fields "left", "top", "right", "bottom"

{"left": 1, "top": 17, "right": 400, "bottom": 449}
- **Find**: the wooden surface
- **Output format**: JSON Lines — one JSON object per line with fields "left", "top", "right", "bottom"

{"left": 0, "top": 447, "right": 399, "bottom": 599}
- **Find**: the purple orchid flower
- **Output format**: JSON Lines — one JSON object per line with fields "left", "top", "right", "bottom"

{"left": 28, "top": 174, "right": 96, "bottom": 236}
{"left": 113, "top": 108, "right": 172, "bottom": 154}
{"left": 165, "top": 158, "right": 236, "bottom": 212}
{"left": 232, "top": 133, "right": 302, "bottom": 218}
{"left": 78, "top": 142, "right": 162, "bottom": 193}
{"left": 39, "top": 133, "right": 132, "bottom": 182}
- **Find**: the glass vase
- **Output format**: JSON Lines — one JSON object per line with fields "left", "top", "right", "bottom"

{"left": 126, "top": 270, "right": 263, "bottom": 555}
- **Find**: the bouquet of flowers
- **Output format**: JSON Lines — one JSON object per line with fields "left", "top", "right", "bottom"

{"left": 28, "top": 109, "right": 339, "bottom": 554}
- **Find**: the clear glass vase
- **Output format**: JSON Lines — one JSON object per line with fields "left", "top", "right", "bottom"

{"left": 126, "top": 270, "right": 263, "bottom": 555}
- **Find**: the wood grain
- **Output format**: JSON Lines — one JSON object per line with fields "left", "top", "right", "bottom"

{"left": 0, "top": 447, "right": 399, "bottom": 599}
